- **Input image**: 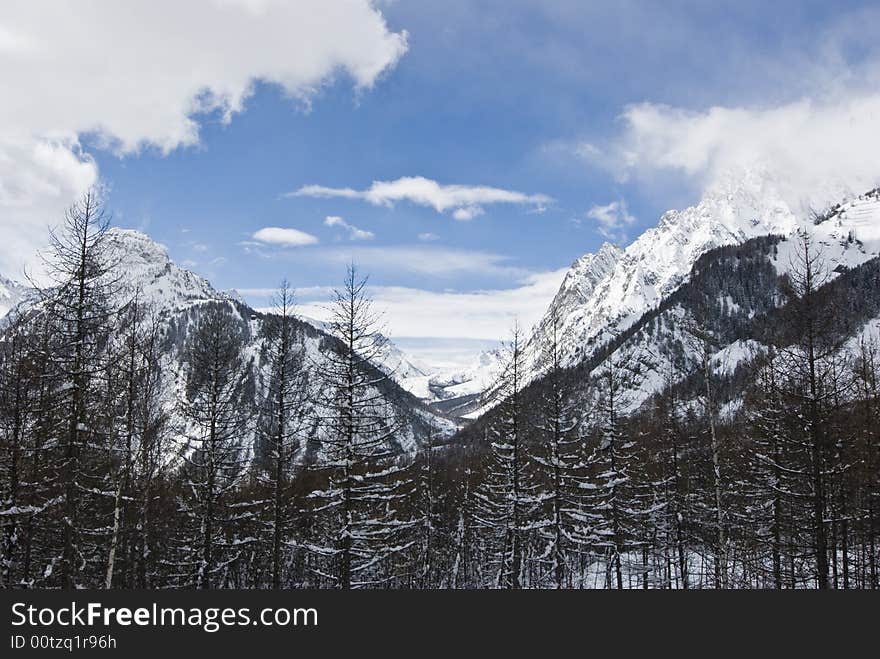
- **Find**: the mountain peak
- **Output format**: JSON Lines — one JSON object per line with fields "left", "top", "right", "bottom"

{"left": 104, "top": 226, "right": 222, "bottom": 315}
{"left": 523, "top": 170, "right": 806, "bottom": 380}
{"left": 105, "top": 227, "right": 171, "bottom": 264}
{"left": 0, "top": 273, "right": 28, "bottom": 319}
{"left": 544, "top": 241, "right": 623, "bottom": 325}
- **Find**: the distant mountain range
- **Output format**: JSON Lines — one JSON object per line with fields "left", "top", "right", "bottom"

{"left": 4, "top": 172, "right": 880, "bottom": 451}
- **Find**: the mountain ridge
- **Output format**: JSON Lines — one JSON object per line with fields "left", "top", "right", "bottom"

{"left": 451, "top": 171, "right": 879, "bottom": 419}
{"left": 0, "top": 227, "right": 458, "bottom": 462}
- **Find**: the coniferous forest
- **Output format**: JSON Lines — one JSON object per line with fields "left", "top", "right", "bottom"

{"left": 1, "top": 192, "right": 879, "bottom": 590}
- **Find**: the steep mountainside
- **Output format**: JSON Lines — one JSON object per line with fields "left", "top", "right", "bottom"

{"left": 297, "top": 314, "right": 430, "bottom": 388}
{"left": 458, "top": 180, "right": 880, "bottom": 423}
{"left": 0, "top": 274, "right": 28, "bottom": 319}
{"left": 2, "top": 228, "right": 456, "bottom": 461}
{"left": 457, "top": 185, "right": 880, "bottom": 442}
{"left": 529, "top": 170, "right": 802, "bottom": 373}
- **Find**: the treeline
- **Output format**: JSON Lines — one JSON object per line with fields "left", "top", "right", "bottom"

{"left": 0, "top": 193, "right": 878, "bottom": 589}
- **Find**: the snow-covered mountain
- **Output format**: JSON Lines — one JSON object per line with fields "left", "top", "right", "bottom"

{"left": 406, "top": 347, "right": 506, "bottom": 411}
{"left": 457, "top": 181, "right": 880, "bottom": 444}
{"left": 1, "top": 228, "right": 442, "bottom": 409}
{"left": 296, "top": 312, "right": 501, "bottom": 407}
{"left": 103, "top": 228, "right": 230, "bottom": 315}
{"left": 0, "top": 274, "right": 28, "bottom": 319}
{"left": 600, "top": 183, "right": 880, "bottom": 415}
{"left": 1, "top": 228, "right": 457, "bottom": 460}
{"left": 459, "top": 172, "right": 880, "bottom": 421}
{"left": 296, "top": 314, "right": 431, "bottom": 391}
{"left": 0, "top": 228, "right": 459, "bottom": 440}
{"left": 531, "top": 169, "right": 801, "bottom": 372}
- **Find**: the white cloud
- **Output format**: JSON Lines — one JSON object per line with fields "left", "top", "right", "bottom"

{"left": 587, "top": 94, "right": 880, "bottom": 211}
{"left": 417, "top": 232, "right": 439, "bottom": 241}
{"left": 0, "top": 135, "right": 99, "bottom": 278}
{"left": 585, "top": 199, "right": 635, "bottom": 241}
{"left": 295, "top": 268, "right": 569, "bottom": 340}
{"left": 0, "top": 0, "right": 407, "bottom": 275}
{"left": 252, "top": 227, "right": 319, "bottom": 247}
{"left": 452, "top": 205, "right": 485, "bottom": 221}
{"left": 312, "top": 245, "right": 529, "bottom": 279}
{"left": 323, "top": 215, "right": 374, "bottom": 240}
{"left": 290, "top": 176, "right": 551, "bottom": 219}
{"left": 244, "top": 242, "right": 529, "bottom": 279}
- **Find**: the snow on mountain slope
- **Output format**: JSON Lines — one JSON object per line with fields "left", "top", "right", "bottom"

{"left": 556, "top": 187, "right": 880, "bottom": 417}
{"left": 771, "top": 187, "right": 880, "bottom": 276}
{"left": 296, "top": 314, "right": 430, "bottom": 395}
{"left": 848, "top": 315, "right": 880, "bottom": 354}
{"left": 532, "top": 168, "right": 799, "bottom": 373}
{"left": 104, "top": 228, "right": 226, "bottom": 315}
{"left": 460, "top": 168, "right": 804, "bottom": 419}
{"left": 1, "top": 228, "right": 210, "bottom": 322}
{"left": 428, "top": 347, "right": 505, "bottom": 397}
{"left": 536, "top": 243, "right": 623, "bottom": 338}
{"left": 711, "top": 339, "right": 766, "bottom": 378}
{"left": 0, "top": 274, "right": 29, "bottom": 319}
{"left": 4, "top": 227, "right": 456, "bottom": 458}
{"left": 461, "top": 173, "right": 880, "bottom": 423}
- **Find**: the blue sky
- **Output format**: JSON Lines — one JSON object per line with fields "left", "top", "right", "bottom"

{"left": 3, "top": 1, "right": 880, "bottom": 367}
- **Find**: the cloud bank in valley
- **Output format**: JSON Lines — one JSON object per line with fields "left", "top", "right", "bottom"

{"left": 293, "top": 268, "right": 569, "bottom": 341}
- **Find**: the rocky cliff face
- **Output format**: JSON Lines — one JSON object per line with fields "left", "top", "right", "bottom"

{"left": 460, "top": 172, "right": 880, "bottom": 420}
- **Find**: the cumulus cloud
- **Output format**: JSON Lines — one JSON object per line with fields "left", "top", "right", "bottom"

{"left": 452, "top": 206, "right": 485, "bottom": 221}
{"left": 0, "top": 136, "right": 99, "bottom": 277}
{"left": 252, "top": 227, "right": 319, "bottom": 247}
{"left": 289, "top": 176, "right": 551, "bottom": 220}
{"left": 584, "top": 94, "right": 880, "bottom": 212}
{"left": 324, "top": 215, "right": 374, "bottom": 240}
{"left": 0, "top": 0, "right": 407, "bottom": 275}
{"left": 417, "top": 232, "right": 440, "bottom": 242}
{"left": 585, "top": 199, "right": 635, "bottom": 242}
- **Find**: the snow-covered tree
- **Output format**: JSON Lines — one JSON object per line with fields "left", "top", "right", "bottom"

{"left": 127, "top": 312, "right": 169, "bottom": 588}
{"left": 743, "top": 349, "right": 804, "bottom": 588}
{"left": 588, "top": 352, "right": 646, "bottom": 589}
{"left": 410, "top": 423, "right": 445, "bottom": 588}
{"left": 777, "top": 232, "right": 839, "bottom": 589}
{"left": 177, "top": 302, "right": 253, "bottom": 588}
{"left": 682, "top": 318, "right": 730, "bottom": 588}
{"left": 474, "top": 323, "right": 536, "bottom": 588}
{"left": 643, "top": 367, "right": 695, "bottom": 589}
{"left": 307, "top": 266, "right": 413, "bottom": 589}
{"left": 852, "top": 337, "right": 880, "bottom": 589}
{"left": 29, "top": 190, "right": 121, "bottom": 589}
{"left": 531, "top": 312, "right": 593, "bottom": 588}
{"left": 0, "top": 312, "right": 43, "bottom": 587}
{"left": 254, "top": 280, "right": 310, "bottom": 589}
